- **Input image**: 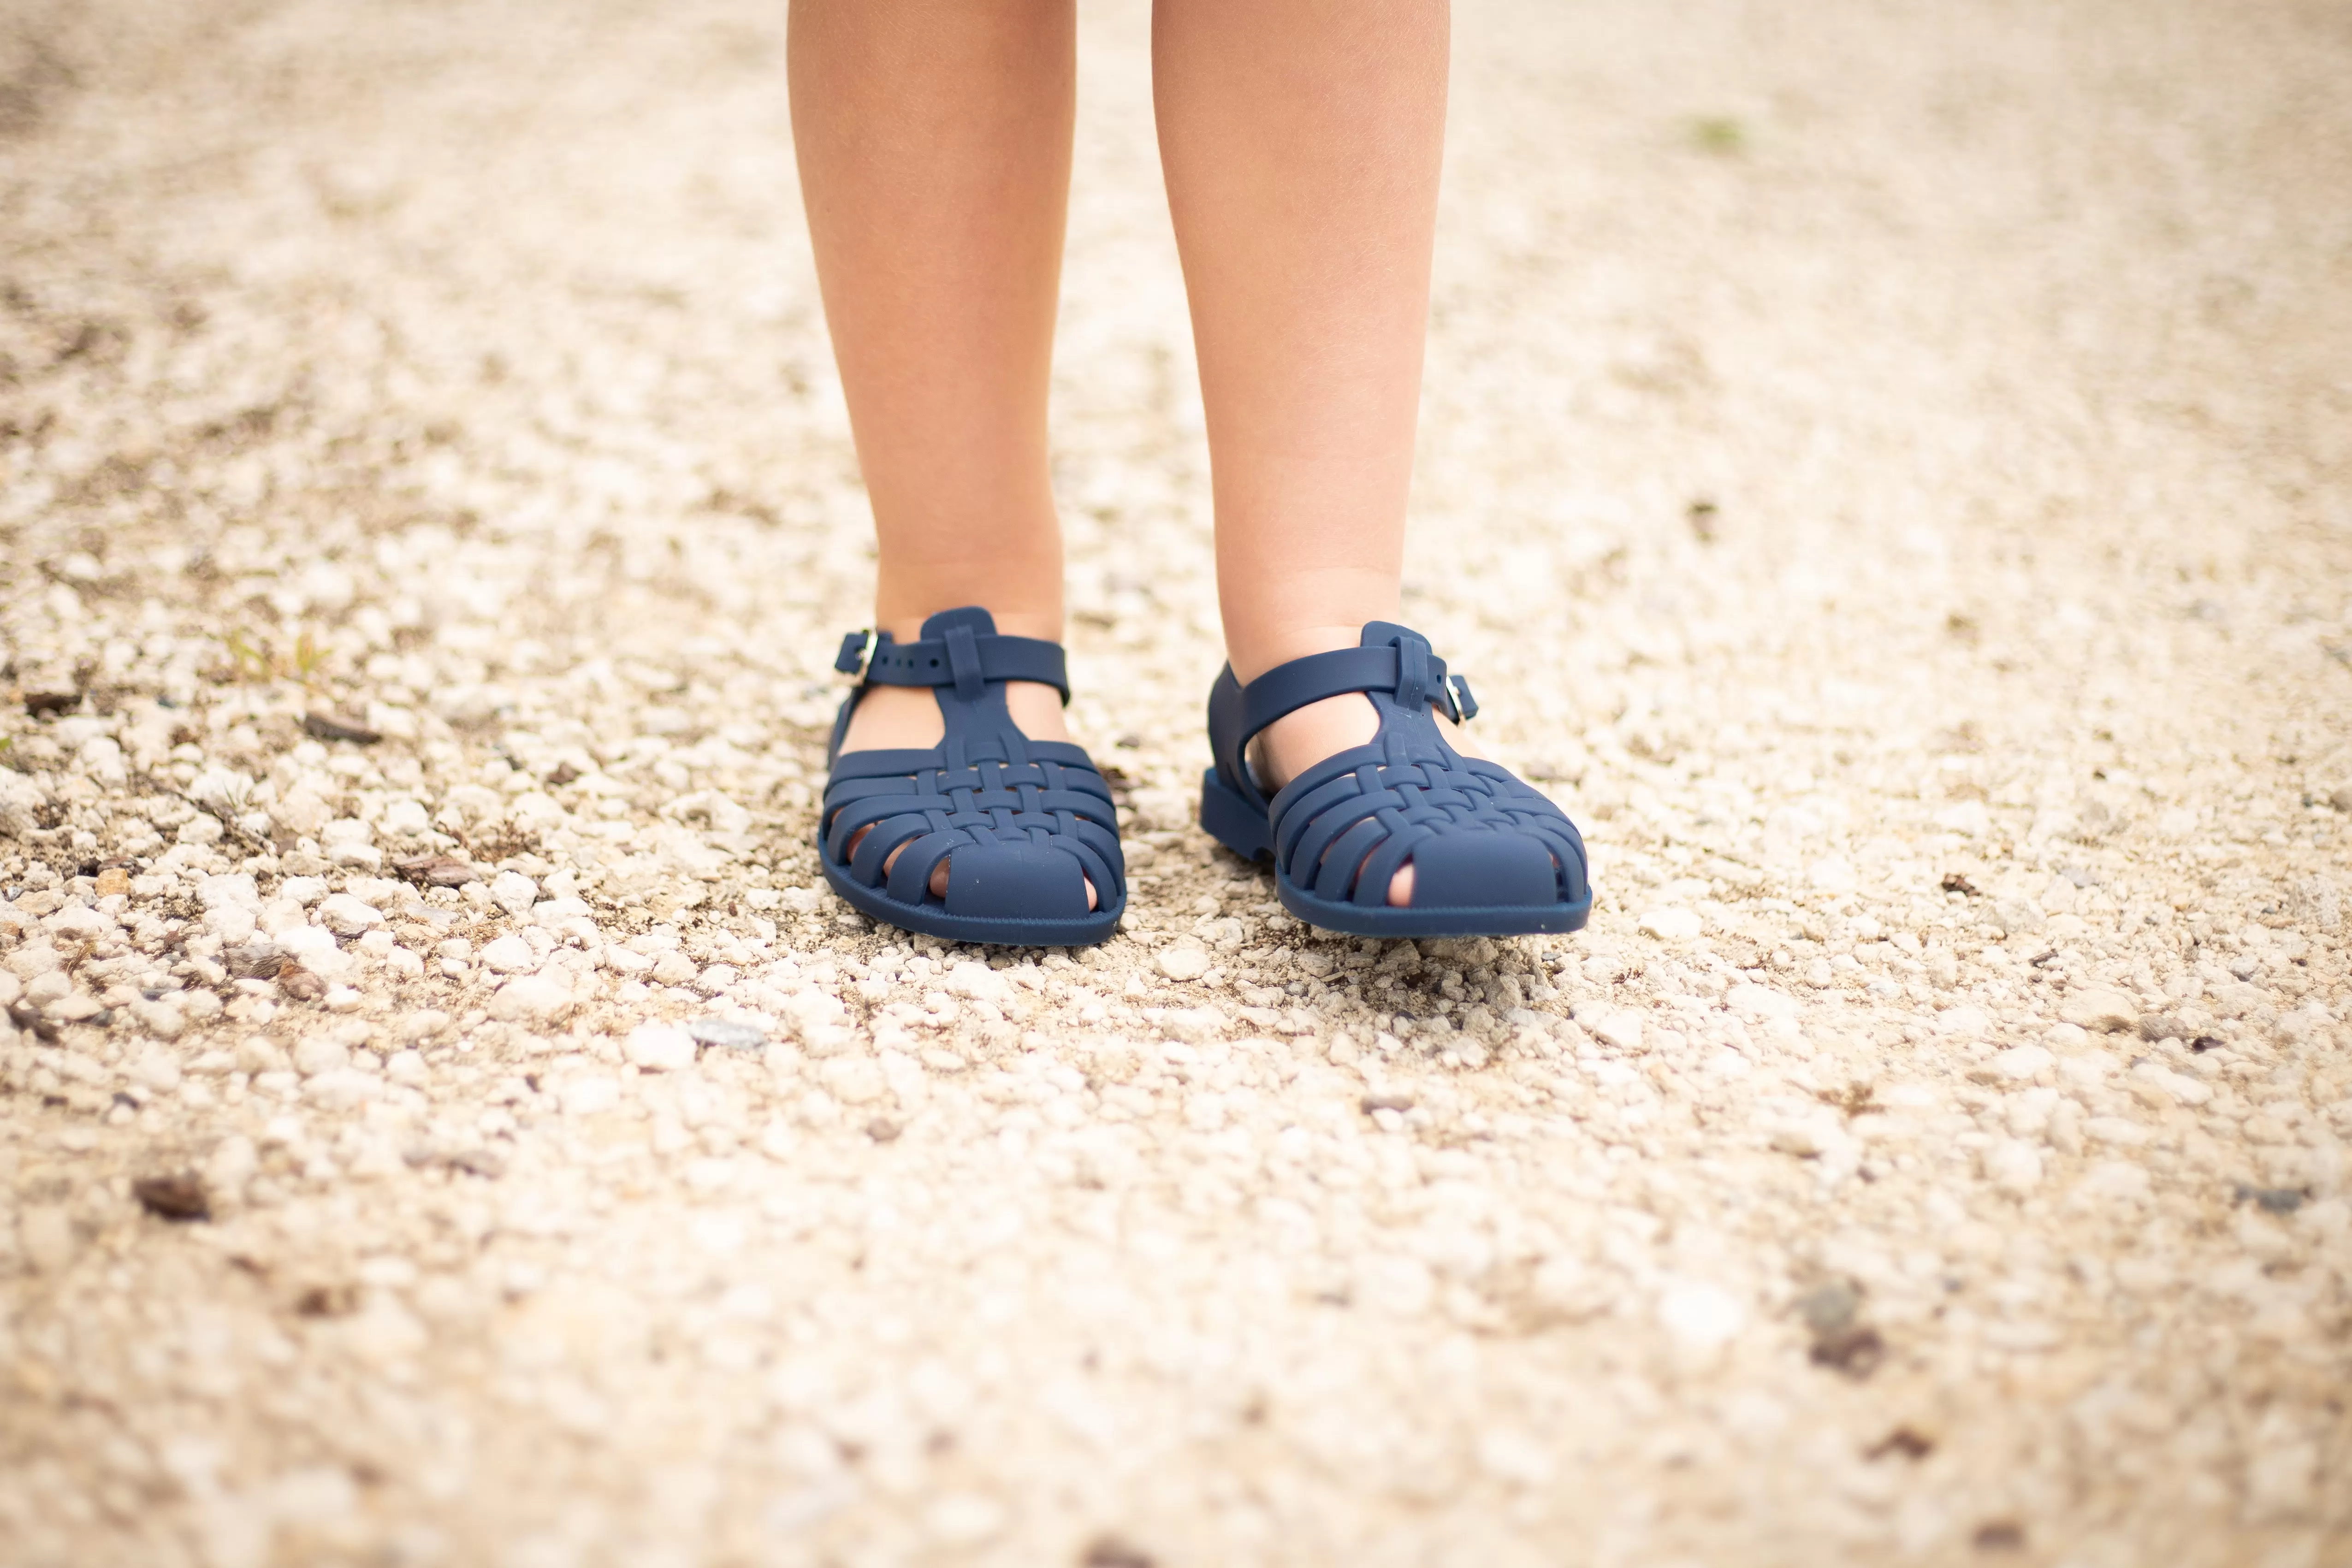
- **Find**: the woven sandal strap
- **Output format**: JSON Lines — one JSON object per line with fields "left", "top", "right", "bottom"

{"left": 835, "top": 628, "right": 1070, "bottom": 702}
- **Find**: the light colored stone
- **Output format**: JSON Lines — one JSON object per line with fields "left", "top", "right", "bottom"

{"left": 2130, "top": 1061, "right": 2213, "bottom": 1107}
{"left": 78, "top": 734, "right": 127, "bottom": 786}
{"left": 204, "top": 1135, "right": 258, "bottom": 1199}
{"left": 479, "top": 935, "right": 538, "bottom": 974}
{"left": 1807, "top": 855, "right": 1857, "bottom": 894}
{"left": 2273, "top": 1003, "right": 2334, "bottom": 1044}
{"left": 130, "top": 999, "right": 185, "bottom": 1040}
{"left": 2059, "top": 988, "right": 2139, "bottom": 1033}
{"left": 489, "top": 974, "right": 575, "bottom": 1023}
{"left": 1156, "top": 943, "right": 1212, "bottom": 981}
{"left": 202, "top": 903, "right": 257, "bottom": 945}
{"left": 924, "top": 1493, "right": 1008, "bottom": 1549}
{"left": 528, "top": 896, "right": 594, "bottom": 929}
{"left": 316, "top": 894, "right": 385, "bottom": 937}
{"left": 624, "top": 1024, "right": 697, "bottom": 1072}
{"left": 46, "top": 991, "right": 105, "bottom": 1022}
{"left": 304, "top": 1068, "right": 378, "bottom": 1110}
{"left": 398, "top": 1010, "right": 453, "bottom": 1041}
{"left": 1155, "top": 1006, "right": 1226, "bottom": 1042}
{"left": 1933, "top": 799, "right": 1992, "bottom": 836}
{"left": 1770, "top": 1120, "right": 1831, "bottom": 1156}
{"left": 2005, "top": 1087, "right": 2060, "bottom": 1137}
{"left": 943, "top": 961, "right": 1008, "bottom": 1003}
{"left": 1725, "top": 983, "right": 1800, "bottom": 1021}
{"left": 2084, "top": 1116, "right": 2154, "bottom": 1148}
{"left": 127, "top": 1045, "right": 183, "bottom": 1093}
{"left": 783, "top": 989, "right": 848, "bottom": 1038}
{"left": 818, "top": 1055, "right": 887, "bottom": 1105}
{"left": 196, "top": 873, "right": 262, "bottom": 911}
{"left": 6, "top": 945, "right": 61, "bottom": 980}
{"left": 1590, "top": 1012, "right": 1644, "bottom": 1053}
{"left": 2076, "top": 1161, "right": 2155, "bottom": 1203}
{"left": 1983, "top": 1138, "right": 2045, "bottom": 1194}
{"left": 292, "top": 1035, "right": 350, "bottom": 1077}
{"left": 1636, "top": 907, "right": 1702, "bottom": 941}
{"left": 559, "top": 1075, "right": 622, "bottom": 1116}
{"left": 489, "top": 870, "right": 540, "bottom": 916}
{"left": 1982, "top": 1044, "right": 2053, "bottom": 1083}
{"left": 46, "top": 904, "right": 113, "bottom": 943}
{"left": 1657, "top": 1280, "right": 1746, "bottom": 1349}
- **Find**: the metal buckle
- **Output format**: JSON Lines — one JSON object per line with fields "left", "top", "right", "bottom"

{"left": 838, "top": 629, "right": 878, "bottom": 683}
{"left": 1443, "top": 675, "right": 1477, "bottom": 725}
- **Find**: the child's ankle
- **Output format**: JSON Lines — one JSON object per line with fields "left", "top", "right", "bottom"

{"left": 1225, "top": 622, "right": 1373, "bottom": 687}
{"left": 837, "top": 680, "right": 1069, "bottom": 754}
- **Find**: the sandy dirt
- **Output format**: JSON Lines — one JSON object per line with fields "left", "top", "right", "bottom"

{"left": 3, "top": 0, "right": 2351, "bottom": 1563}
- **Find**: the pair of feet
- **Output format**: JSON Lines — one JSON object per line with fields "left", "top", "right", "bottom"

{"left": 838, "top": 673, "right": 1484, "bottom": 911}
{"left": 821, "top": 609, "right": 1592, "bottom": 945}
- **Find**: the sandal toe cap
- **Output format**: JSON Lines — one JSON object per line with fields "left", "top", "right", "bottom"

{"left": 1406, "top": 828, "right": 1563, "bottom": 910}
{"left": 943, "top": 840, "right": 1096, "bottom": 919}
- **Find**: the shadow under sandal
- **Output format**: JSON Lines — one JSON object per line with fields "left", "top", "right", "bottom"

{"left": 821, "top": 606, "right": 1124, "bottom": 947}
{"left": 1198, "top": 621, "right": 1593, "bottom": 938}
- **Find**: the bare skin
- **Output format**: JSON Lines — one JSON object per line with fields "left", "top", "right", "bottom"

{"left": 788, "top": 0, "right": 1088, "bottom": 902}
{"left": 791, "top": 0, "right": 1466, "bottom": 909}
{"left": 1156, "top": 0, "right": 1471, "bottom": 905}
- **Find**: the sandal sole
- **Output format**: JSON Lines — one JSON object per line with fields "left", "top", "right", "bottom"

{"left": 1199, "top": 767, "right": 1591, "bottom": 939}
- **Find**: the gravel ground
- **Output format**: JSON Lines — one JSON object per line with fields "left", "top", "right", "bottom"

{"left": 4, "top": 0, "right": 2351, "bottom": 1564}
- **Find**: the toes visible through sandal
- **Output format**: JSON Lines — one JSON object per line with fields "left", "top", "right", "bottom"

{"left": 820, "top": 607, "right": 1124, "bottom": 947}
{"left": 1197, "top": 621, "right": 1592, "bottom": 938}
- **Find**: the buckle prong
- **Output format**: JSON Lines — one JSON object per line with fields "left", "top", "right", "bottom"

{"left": 843, "top": 629, "right": 877, "bottom": 683}
{"left": 1443, "top": 674, "right": 1477, "bottom": 725}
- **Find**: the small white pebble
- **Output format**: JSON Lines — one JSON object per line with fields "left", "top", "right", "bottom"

{"left": 1658, "top": 1280, "right": 1746, "bottom": 1349}
{"left": 1157, "top": 944, "right": 1212, "bottom": 982}
{"left": 624, "top": 1024, "right": 697, "bottom": 1072}
{"left": 1636, "top": 907, "right": 1702, "bottom": 942}
{"left": 316, "top": 893, "right": 385, "bottom": 937}
{"left": 1984, "top": 1138, "right": 2045, "bottom": 1193}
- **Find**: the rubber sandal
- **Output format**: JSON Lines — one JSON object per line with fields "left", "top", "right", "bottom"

{"left": 1198, "top": 621, "right": 1592, "bottom": 938}
{"left": 820, "top": 606, "right": 1124, "bottom": 947}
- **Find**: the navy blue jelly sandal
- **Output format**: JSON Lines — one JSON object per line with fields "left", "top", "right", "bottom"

{"left": 820, "top": 607, "right": 1124, "bottom": 947}
{"left": 1198, "top": 621, "right": 1592, "bottom": 938}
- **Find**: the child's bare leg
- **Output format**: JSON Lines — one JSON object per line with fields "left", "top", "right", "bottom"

{"left": 1155, "top": 0, "right": 1461, "bottom": 906}
{"left": 791, "top": 0, "right": 1075, "bottom": 755}
{"left": 790, "top": 0, "right": 1090, "bottom": 904}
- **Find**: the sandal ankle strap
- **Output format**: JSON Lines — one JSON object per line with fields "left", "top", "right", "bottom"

{"left": 835, "top": 625, "right": 1070, "bottom": 703}
{"left": 1209, "top": 624, "right": 1477, "bottom": 807}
